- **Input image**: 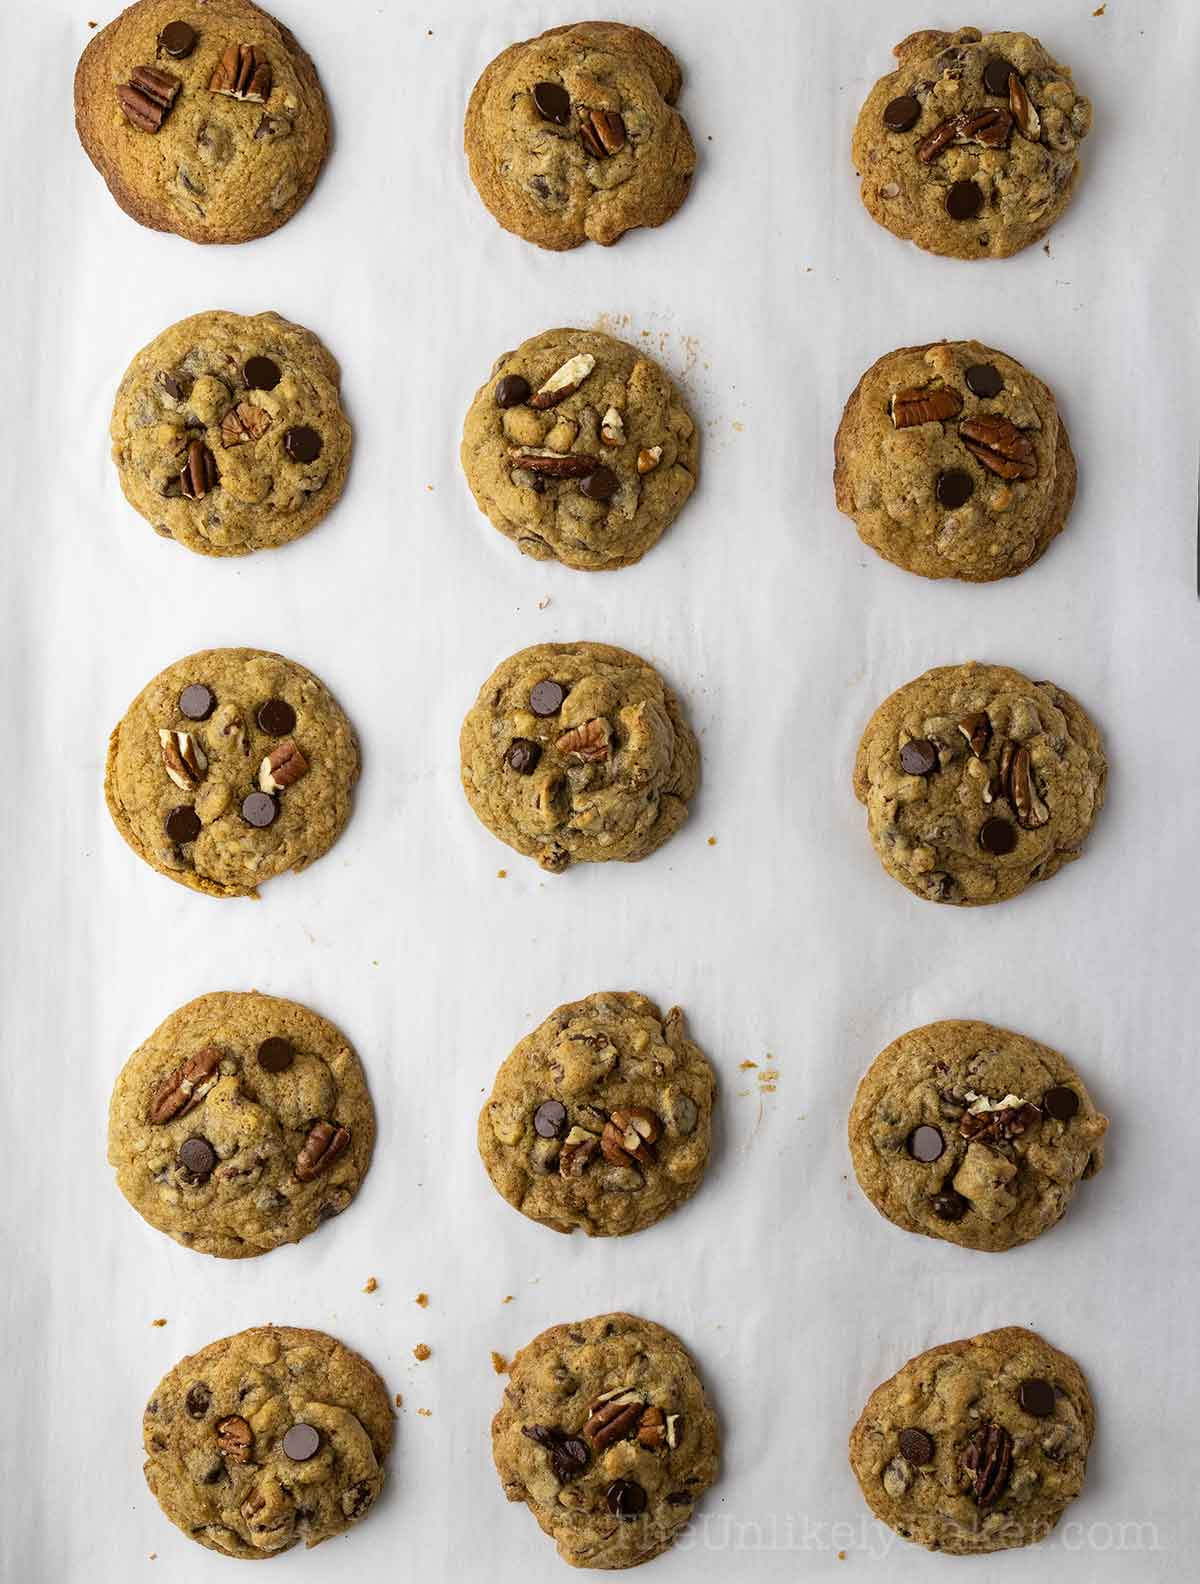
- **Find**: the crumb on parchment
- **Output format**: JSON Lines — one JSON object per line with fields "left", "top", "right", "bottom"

{"left": 363, "top": 1276, "right": 378, "bottom": 1294}
{"left": 415, "top": 1292, "right": 429, "bottom": 1308}
{"left": 413, "top": 1343, "right": 431, "bottom": 1362}
{"left": 491, "top": 1351, "right": 510, "bottom": 1375}
{"left": 151, "top": 1318, "right": 167, "bottom": 1327}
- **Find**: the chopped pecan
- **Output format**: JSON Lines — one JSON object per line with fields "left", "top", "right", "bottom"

{"left": 220, "top": 402, "right": 273, "bottom": 447}
{"left": 917, "top": 106, "right": 1011, "bottom": 161}
{"left": 601, "top": 1106, "right": 661, "bottom": 1167}
{"left": 579, "top": 108, "right": 627, "bottom": 158}
{"left": 528, "top": 354, "right": 596, "bottom": 410}
{"left": 958, "top": 711, "right": 992, "bottom": 758}
{"left": 1009, "top": 74, "right": 1041, "bottom": 141}
{"left": 636, "top": 1406, "right": 667, "bottom": 1449}
{"left": 559, "top": 1125, "right": 599, "bottom": 1178}
{"left": 555, "top": 718, "right": 609, "bottom": 765}
{"left": 600, "top": 407, "right": 625, "bottom": 447}
{"left": 259, "top": 739, "right": 309, "bottom": 793}
{"left": 117, "top": 66, "right": 181, "bottom": 132}
{"left": 180, "top": 440, "right": 218, "bottom": 500}
{"left": 216, "top": 1415, "right": 254, "bottom": 1465}
{"left": 158, "top": 729, "right": 208, "bottom": 790}
{"left": 959, "top": 1097, "right": 1040, "bottom": 1143}
{"left": 890, "top": 386, "right": 963, "bottom": 429}
{"left": 148, "top": 1045, "right": 222, "bottom": 1125}
{"left": 636, "top": 445, "right": 663, "bottom": 474}
{"left": 1006, "top": 743, "right": 1050, "bottom": 829}
{"left": 584, "top": 1392, "right": 644, "bottom": 1448}
{"left": 209, "top": 44, "right": 272, "bottom": 102}
{"left": 507, "top": 447, "right": 599, "bottom": 478}
{"left": 294, "top": 1121, "right": 350, "bottom": 1182}
{"left": 915, "top": 116, "right": 960, "bottom": 163}
{"left": 960, "top": 1423, "right": 1013, "bottom": 1508}
{"left": 959, "top": 415, "right": 1037, "bottom": 480}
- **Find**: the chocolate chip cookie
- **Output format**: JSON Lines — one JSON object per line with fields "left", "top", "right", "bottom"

{"left": 105, "top": 647, "right": 359, "bottom": 899}
{"left": 460, "top": 642, "right": 699, "bottom": 873}
{"left": 493, "top": 1312, "right": 719, "bottom": 1569}
{"left": 109, "top": 991, "right": 373, "bottom": 1258}
{"left": 853, "top": 28, "right": 1092, "bottom": 259}
{"left": 461, "top": 329, "right": 699, "bottom": 572}
{"left": 849, "top": 1020, "right": 1107, "bottom": 1252}
{"left": 144, "top": 1325, "right": 392, "bottom": 1557}
{"left": 75, "top": 0, "right": 328, "bottom": 243}
{"left": 111, "top": 311, "right": 351, "bottom": 556}
{"left": 465, "top": 22, "right": 695, "bottom": 250}
{"left": 853, "top": 663, "right": 1106, "bottom": 906}
{"left": 850, "top": 1326, "right": 1094, "bottom": 1554}
{"left": 479, "top": 992, "right": 715, "bottom": 1238}
{"left": 834, "top": 341, "right": 1074, "bottom": 581}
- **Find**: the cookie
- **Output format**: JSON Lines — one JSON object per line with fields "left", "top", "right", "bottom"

{"left": 109, "top": 991, "right": 373, "bottom": 1258}
{"left": 852, "top": 28, "right": 1092, "bottom": 259}
{"left": 493, "top": 1312, "right": 718, "bottom": 1569}
{"left": 460, "top": 641, "right": 699, "bottom": 873}
{"left": 853, "top": 662, "right": 1106, "bottom": 906}
{"left": 849, "top": 1020, "right": 1107, "bottom": 1252}
{"left": 465, "top": 22, "right": 695, "bottom": 250}
{"left": 105, "top": 646, "right": 359, "bottom": 899}
{"left": 834, "top": 341, "right": 1074, "bottom": 581}
{"left": 849, "top": 1326, "right": 1094, "bottom": 1554}
{"left": 75, "top": 0, "right": 328, "bottom": 244}
{"left": 461, "top": 328, "right": 699, "bottom": 572}
{"left": 479, "top": 993, "right": 715, "bottom": 1238}
{"left": 111, "top": 310, "right": 351, "bottom": 557}
{"left": 144, "top": 1325, "right": 392, "bottom": 1558}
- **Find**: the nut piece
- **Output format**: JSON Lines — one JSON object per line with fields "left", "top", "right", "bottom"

{"left": 209, "top": 43, "right": 272, "bottom": 102}
{"left": 558, "top": 1125, "right": 599, "bottom": 1178}
{"left": 917, "top": 107, "right": 1012, "bottom": 162}
{"left": 555, "top": 717, "right": 610, "bottom": 765}
{"left": 216, "top": 1415, "right": 254, "bottom": 1465}
{"left": 959, "top": 1094, "right": 1040, "bottom": 1143}
{"left": 1006, "top": 743, "right": 1050, "bottom": 829}
{"left": 960, "top": 1423, "right": 1014, "bottom": 1508}
{"left": 958, "top": 711, "right": 992, "bottom": 758}
{"left": 528, "top": 354, "right": 596, "bottom": 410}
{"left": 601, "top": 1106, "right": 662, "bottom": 1167}
{"left": 148, "top": 1044, "right": 223, "bottom": 1125}
{"left": 158, "top": 729, "right": 208, "bottom": 790}
{"left": 180, "top": 440, "right": 218, "bottom": 500}
{"left": 636, "top": 445, "right": 663, "bottom": 475}
{"left": 600, "top": 407, "right": 625, "bottom": 448}
{"left": 259, "top": 739, "right": 310, "bottom": 793}
{"left": 220, "top": 402, "right": 273, "bottom": 447}
{"left": 294, "top": 1120, "right": 351, "bottom": 1182}
{"left": 958, "top": 415, "right": 1037, "bottom": 481}
{"left": 636, "top": 1406, "right": 667, "bottom": 1449}
{"left": 1009, "top": 73, "right": 1041, "bottom": 141}
{"left": 890, "top": 386, "right": 964, "bottom": 429}
{"left": 579, "top": 108, "right": 627, "bottom": 158}
{"left": 117, "top": 65, "right": 182, "bottom": 132}
{"left": 507, "top": 447, "right": 599, "bottom": 478}
{"left": 584, "top": 1391, "right": 644, "bottom": 1448}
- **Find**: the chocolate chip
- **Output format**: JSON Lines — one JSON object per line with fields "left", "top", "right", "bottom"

{"left": 495, "top": 374, "right": 531, "bottom": 409}
{"left": 243, "top": 356, "right": 280, "bottom": 391}
{"left": 1043, "top": 1086, "right": 1080, "bottom": 1121}
{"left": 606, "top": 1479, "right": 647, "bottom": 1519}
{"left": 898, "top": 1427, "right": 935, "bottom": 1464}
{"left": 936, "top": 468, "right": 974, "bottom": 508}
{"left": 533, "top": 1100, "right": 567, "bottom": 1138}
{"left": 165, "top": 805, "right": 201, "bottom": 843}
{"left": 666, "top": 1492, "right": 692, "bottom": 1505}
{"left": 946, "top": 179, "right": 983, "bottom": 220}
{"left": 256, "top": 698, "right": 296, "bottom": 735}
{"left": 931, "top": 1189, "right": 968, "bottom": 1221}
{"left": 529, "top": 680, "right": 566, "bottom": 717}
{"left": 284, "top": 425, "right": 322, "bottom": 463}
{"left": 282, "top": 1423, "right": 321, "bottom": 1461}
{"left": 899, "top": 739, "right": 938, "bottom": 776}
{"left": 532, "top": 81, "right": 571, "bottom": 125}
{"left": 178, "top": 1136, "right": 216, "bottom": 1176}
{"left": 179, "top": 683, "right": 216, "bottom": 721}
{"left": 579, "top": 465, "right": 618, "bottom": 501}
{"left": 241, "top": 791, "right": 278, "bottom": 828}
{"left": 983, "top": 59, "right": 1015, "bottom": 97}
{"left": 158, "top": 371, "right": 183, "bottom": 399}
{"left": 257, "top": 1038, "right": 294, "bottom": 1073}
{"left": 507, "top": 738, "right": 542, "bottom": 775}
{"left": 554, "top": 1437, "right": 590, "bottom": 1478}
{"left": 979, "top": 816, "right": 1017, "bottom": 855}
{"left": 908, "top": 1125, "right": 945, "bottom": 1163}
{"left": 185, "top": 1383, "right": 212, "bottom": 1418}
{"left": 1018, "top": 1378, "right": 1056, "bottom": 1418}
{"left": 159, "top": 20, "right": 197, "bottom": 57}
{"left": 965, "top": 363, "right": 1004, "bottom": 398}
{"left": 882, "top": 94, "right": 920, "bottom": 132}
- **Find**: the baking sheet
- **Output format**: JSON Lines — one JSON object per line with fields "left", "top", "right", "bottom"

{"left": 3, "top": 0, "right": 1198, "bottom": 1577}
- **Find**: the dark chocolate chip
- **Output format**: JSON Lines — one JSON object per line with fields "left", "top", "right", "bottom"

{"left": 241, "top": 791, "right": 278, "bottom": 828}
{"left": 979, "top": 816, "right": 1017, "bottom": 855}
{"left": 899, "top": 739, "right": 938, "bottom": 776}
{"left": 257, "top": 1038, "right": 294, "bottom": 1074}
{"left": 284, "top": 425, "right": 321, "bottom": 463}
{"left": 936, "top": 468, "right": 974, "bottom": 508}
{"left": 579, "top": 465, "right": 618, "bottom": 501}
{"left": 507, "top": 738, "right": 542, "bottom": 775}
{"left": 882, "top": 94, "right": 921, "bottom": 132}
{"left": 256, "top": 698, "right": 296, "bottom": 735}
{"left": 666, "top": 1492, "right": 692, "bottom": 1505}
{"left": 606, "top": 1479, "right": 647, "bottom": 1519}
{"left": 965, "top": 363, "right": 1004, "bottom": 398}
{"left": 529, "top": 680, "right": 566, "bottom": 717}
{"left": 1018, "top": 1378, "right": 1057, "bottom": 1418}
{"left": 164, "top": 805, "right": 201, "bottom": 843}
{"left": 555, "top": 1437, "right": 590, "bottom": 1478}
{"left": 178, "top": 1136, "right": 216, "bottom": 1176}
{"left": 159, "top": 20, "right": 197, "bottom": 58}
{"left": 908, "top": 1125, "right": 945, "bottom": 1163}
{"left": 533, "top": 1100, "right": 567, "bottom": 1139}
{"left": 946, "top": 179, "right": 983, "bottom": 220}
{"left": 282, "top": 1423, "right": 321, "bottom": 1461}
{"left": 983, "top": 59, "right": 1016, "bottom": 97}
{"left": 495, "top": 374, "right": 531, "bottom": 409}
{"left": 1043, "top": 1086, "right": 1080, "bottom": 1121}
{"left": 185, "top": 1383, "right": 212, "bottom": 1418}
{"left": 931, "top": 1189, "right": 969, "bottom": 1221}
{"left": 179, "top": 683, "right": 216, "bottom": 721}
{"left": 898, "top": 1427, "right": 935, "bottom": 1464}
{"left": 531, "top": 81, "right": 571, "bottom": 125}
{"left": 158, "top": 371, "right": 183, "bottom": 399}
{"left": 243, "top": 356, "right": 280, "bottom": 391}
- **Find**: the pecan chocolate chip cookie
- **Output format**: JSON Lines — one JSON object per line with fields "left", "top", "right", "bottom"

{"left": 109, "top": 991, "right": 373, "bottom": 1258}
{"left": 75, "top": 0, "right": 328, "bottom": 243}
{"left": 849, "top": 1020, "right": 1107, "bottom": 1252}
{"left": 493, "top": 1312, "right": 719, "bottom": 1568}
{"left": 112, "top": 311, "right": 351, "bottom": 556}
{"left": 834, "top": 341, "right": 1074, "bottom": 581}
{"left": 479, "top": 992, "right": 715, "bottom": 1238}
{"left": 853, "top": 662, "right": 1106, "bottom": 905}
{"left": 853, "top": 28, "right": 1092, "bottom": 259}
{"left": 105, "top": 647, "right": 359, "bottom": 898}
{"left": 460, "top": 642, "right": 699, "bottom": 872}
{"left": 144, "top": 1325, "right": 392, "bottom": 1557}
{"left": 461, "top": 329, "right": 699, "bottom": 571}
{"left": 850, "top": 1326, "right": 1094, "bottom": 1554}
{"left": 465, "top": 22, "right": 695, "bottom": 250}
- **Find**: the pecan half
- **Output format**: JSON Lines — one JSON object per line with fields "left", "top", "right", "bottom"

{"left": 958, "top": 416, "right": 1037, "bottom": 480}
{"left": 180, "top": 440, "right": 218, "bottom": 500}
{"left": 960, "top": 1423, "right": 1013, "bottom": 1508}
{"left": 507, "top": 448, "right": 599, "bottom": 478}
{"left": 216, "top": 1415, "right": 254, "bottom": 1465}
{"left": 890, "top": 386, "right": 963, "bottom": 429}
{"left": 559, "top": 1125, "right": 599, "bottom": 1178}
{"left": 259, "top": 739, "right": 309, "bottom": 792}
{"left": 209, "top": 44, "right": 272, "bottom": 102}
{"left": 117, "top": 66, "right": 181, "bottom": 132}
{"left": 958, "top": 711, "right": 992, "bottom": 758}
{"left": 158, "top": 729, "right": 208, "bottom": 790}
{"left": 1006, "top": 743, "right": 1050, "bottom": 829}
{"left": 601, "top": 1106, "right": 661, "bottom": 1168}
{"left": 1009, "top": 74, "right": 1041, "bottom": 141}
{"left": 917, "top": 106, "right": 1011, "bottom": 162}
{"left": 915, "top": 117, "right": 960, "bottom": 163}
{"left": 294, "top": 1121, "right": 350, "bottom": 1182}
{"left": 579, "top": 109, "right": 627, "bottom": 158}
{"left": 220, "top": 402, "right": 273, "bottom": 447}
{"left": 528, "top": 354, "right": 596, "bottom": 410}
{"left": 148, "top": 1045, "right": 222, "bottom": 1125}
{"left": 584, "top": 1392, "right": 644, "bottom": 1448}
{"left": 555, "top": 718, "right": 609, "bottom": 765}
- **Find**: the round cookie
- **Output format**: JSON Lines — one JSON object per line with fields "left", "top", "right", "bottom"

{"left": 849, "top": 1326, "right": 1094, "bottom": 1555}
{"left": 853, "top": 662, "right": 1106, "bottom": 906}
{"left": 465, "top": 21, "right": 695, "bottom": 250}
{"left": 460, "top": 641, "right": 699, "bottom": 873}
{"left": 143, "top": 1325, "right": 392, "bottom": 1558}
{"left": 493, "top": 1312, "right": 719, "bottom": 1569}
{"left": 105, "top": 646, "right": 359, "bottom": 899}
{"left": 849, "top": 1020, "right": 1107, "bottom": 1252}
{"left": 479, "top": 992, "right": 715, "bottom": 1238}
{"left": 461, "top": 328, "right": 699, "bottom": 572}
{"left": 75, "top": 0, "right": 329, "bottom": 244}
{"left": 111, "top": 310, "right": 351, "bottom": 557}
{"left": 834, "top": 341, "right": 1075, "bottom": 581}
{"left": 109, "top": 991, "right": 374, "bottom": 1258}
{"left": 852, "top": 27, "right": 1092, "bottom": 259}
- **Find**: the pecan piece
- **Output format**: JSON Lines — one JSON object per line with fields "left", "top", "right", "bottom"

{"left": 579, "top": 109, "right": 627, "bottom": 158}
{"left": 148, "top": 1044, "right": 222, "bottom": 1125}
{"left": 1009, "top": 74, "right": 1041, "bottom": 141}
{"left": 158, "top": 729, "right": 208, "bottom": 790}
{"left": 956, "top": 106, "right": 1013, "bottom": 147}
{"left": 600, "top": 407, "right": 625, "bottom": 447}
{"left": 117, "top": 66, "right": 181, "bottom": 132}
{"left": 209, "top": 44, "right": 272, "bottom": 102}
{"left": 507, "top": 448, "right": 599, "bottom": 478}
{"left": 636, "top": 1406, "right": 667, "bottom": 1449}
{"left": 890, "top": 386, "right": 963, "bottom": 429}
{"left": 601, "top": 1106, "right": 661, "bottom": 1168}
{"left": 180, "top": 440, "right": 218, "bottom": 500}
{"left": 259, "top": 739, "right": 309, "bottom": 792}
{"left": 584, "top": 1392, "right": 644, "bottom": 1448}
{"left": 1006, "top": 743, "right": 1050, "bottom": 829}
{"left": 959, "top": 416, "right": 1037, "bottom": 481}
{"left": 915, "top": 116, "right": 959, "bottom": 162}
{"left": 294, "top": 1121, "right": 350, "bottom": 1182}
{"left": 960, "top": 1423, "right": 1014, "bottom": 1508}
{"left": 559, "top": 1125, "right": 599, "bottom": 1178}
{"left": 960, "top": 1099, "right": 1040, "bottom": 1143}
{"left": 220, "top": 402, "right": 273, "bottom": 447}
{"left": 555, "top": 718, "right": 609, "bottom": 765}
{"left": 528, "top": 354, "right": 596, "bottom": 410}
{"left": 636, "top": 445, "right": 663, "bottom": 475}
{"left": 216, "top": 1415, "right": 254, "bottom": 1465}
{"left": 958, "top": 711, "right": 992, "bottom": 758}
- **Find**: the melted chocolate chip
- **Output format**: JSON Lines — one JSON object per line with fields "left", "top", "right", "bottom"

{"left": 931, "top": 1189, "right": 968, "bottom": 1221}
{"left": 899, "top": 739, "right": 938, "bottom": 776}
{"left": 179, "top": 683, "right": 215, "bottom": 721}
{"left": 1018, "top": 1378, "right": 1057, "bottom": 1417}
{"left": 533, "top": 1100, "right": 567, "bottom": 1138}
{"left": 256, "top": 698, "right": 296, "bottom": 735}
{"left": 882, "top": 94, "right": 921, "bottom": 132}
{"left": 159, "top": 20, "right": 197, "bottom": 58}
{"left": 982, "top": 59, "right": 1016, "bottom": 97}
{"left": 284, "top": 426, "right": 321, "bottom": 463}
{"left": 908, "top": 1124, "right": 945, "bottom": 1162}
{"left": 241, "top": 791, "right": 278, "bottom": 828}
{"left": 965, "top": 363, "right": 1004, "bottom": 398}
{"left": 529, "top": 680, "right": 566, "bottom": 717}
{"left": 936, "top": 468, "right": 974, "bottom": 508}
{"left": 979, "top": 816, "right": 1017, "bottom": 855}
{"left": 243, "top": 356, "right": 281, "bottom": 391}
{"left": 507, "top": 738, "right": 542, "bottom": 775}
{"left": 579, "top": 465, "right": 618, "bottom": 501}
{"left": 946, "top": 179, "right": 984, "bottom": 220}
{"left": 495, "top": 374, "right": 531, "bottom": 409}
{"left": 257, "top": 1038, "right": 294, "bottom": 1073}
{"left": 606, "top": 1479, "right": 647, "bottom": 1519}
{"left": 178, "top": 1136, "right": 216, "bottom": 1176}
{"left": 531, "top": 81, "right": 571, "bottom": 125}
{"left": 898, "top": 1427, "right": 935, "bottom": 1464}
{"left": 1043, "top": 1086, "right": 1080, "bottom": 1121}
{"left": 185, "top": 1383, "right": 212, "bottom": 1418}
{"left": 164, "top": 805, "right": 201, "bottom": 843}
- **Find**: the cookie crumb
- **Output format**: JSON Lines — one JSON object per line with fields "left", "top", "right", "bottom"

{"left": 415, "top": 1292, "right": 429, "bottom": 1308}
{"left": 497, "top": 869, "right": 507, "bottom": 879}
{"left": 838, "top": 1551, "right": 847, "bottom": 1561}
{"left": 1092, "top": 3, "right": 1105, "bottom": 13}
{"left": 413, "top": 1343, "right": 431, "bottom": 1362}
{"left": 394, "top": 1393, "right": 403, "bottom": 1409}
{"left": 362, "top": 1276, "right": 377, "bottom": 1294}
{"left": 151, "top": 1317, "right": 167, "bottom": 1327}
{"left": 491, "top": 1350, "right": 510, "bottom": 1375}
{"left": 739, "top": 1059, "right": 759, "bottom": 1071}
{"left": 707, "top": 835, "right": 717, "bottom": 845}
{"left": 417, "top": 1407, "right": 432, "bottom": 1417}
{"left": 537, "top": 596, "right": 551, "bottom": 610}
{"left": 502, "top": 1294, "right": 514, "bottom": 1304}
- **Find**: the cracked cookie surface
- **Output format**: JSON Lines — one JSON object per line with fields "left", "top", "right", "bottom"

{"left": 144, "top": 1324, "right": 392, "bottom": 1557}
{"left": 853, "top": 662, "right": 1106, "bottom": 906}
{"left": 105, "top": 646, "right": 359, "bottom": 899}
{"left": 75, "top": 0, "right": 328, "bottom": 243}
{"left": 850, "top": 1326, "right": 1094, "bottom": 1554}
{"left": 460, "top": 641, "right": 699, "bottom": 873}
{"left": 849, "top": 1020, "right": 1107, "bottom": 1252}
{"left": 465, "top": 21, "right": 695, "bottom": 250}
{"left": 110, "top": 991, "right": 374, "bottom": 1258}
{"left": 853, "top": 27, "right": 1092, "bottom": 259}
{"left": 834, "top": 341, "right": 1074, "bottom": 581}
{"left": 493, "top": 1312, "right": 718, "bottom": 1569}
{"left": 479, "top": 992, "right": 715, "bottom": 1238}
{"left": 461, "top": 328, "right": 699, "bottom": 572}
{"left": 112, "top": 310, "right": 351, "bottom": 556}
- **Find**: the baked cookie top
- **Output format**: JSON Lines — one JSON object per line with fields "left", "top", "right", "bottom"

{"left": 144, "top": 1325, "right": 392, "bottom": 1558}
{"left": 109, "top": 991, "right": 374, "bottom": 1258}
{"left": 849, "top": 1326, "right": 1094, "bottom": 1555}
{"left": 853, "top": 662, "right": 1106, "bottom": 906}
{"left": 75, "top": 0, "right": 328, "bottom": 244}
{"left": 849, "top": 1020, "right": 1107, "bottom": 1252}
{"left": 834, "top": 341, "right": 1074, "bottom": 582}
{"left": 460, "top": 641, "right": 699, "bottom": 873}
{"left": 461, "top": 328, "right": 699, "bottom": 572}
{"left": 852, "top": 28, "right": 1092, "bottom": 259}
{"left": 111, "top": 310, "right": 351, "bottom": 557}
{"left": 479, "top": 992, "right": 715, "bottom": 1238}
{"left": 105, "top": 646, "right": 359, "bottom": 899}
{"left": 464, "top": 21, "right": 695, "bottom": 250}
{"left": 493, "top": 1312, "right": 719, "bottom": 1569}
